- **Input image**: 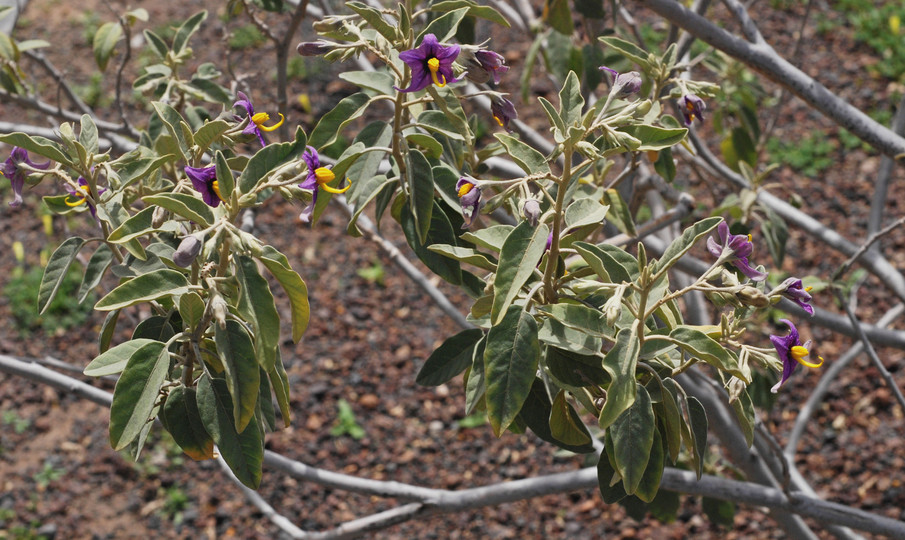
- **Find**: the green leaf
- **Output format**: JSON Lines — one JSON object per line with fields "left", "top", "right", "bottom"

{"left": 597, "top": 443, "right": 628, "bottom": 503}
{"left": 237, "top": 128, "right": 307, "bottom": 195}
{"left": 162, "top": 386, "right": 215, "bottom": 460}
{"left": 648, "top": 488, "right": 681, "bottom": 523}
{"left": 93, "top": 21, "right": 122, "bottom": 71}
{"left": 427, "top": 244, "right": 497, "bottom": 271}
{"left": 78, "top": 244, "right": 114, "bottom": 304}
{"left": 79, "top": 114, "right": 99, "bottom": 155}
{"left": 494, "top": 133, "right": 550, "bottom": 175}
{"left": 257, "top": 246, "right": 309, "bottom": 342}
{"left": 550, "top": 390, "right": 592, "bottom": 446}
{"left": 635, "top": 429, "right": 665, "bottom": 502}
{"left": 38, "top": 237, "right": 85, "bottom": 314}
{"left": 762, "top": 207, "right": 788, "bottom": 267}
{"left": 83, "top": 338, "right": 159, "bottom": 377}
{"left": 418, "top": 7, "right": 469, "bottom": 42}
{"left": 652, "top": 217, "right": 722, "bottom": 276}
{"left": 687, "top": 396, "right": 708, "bottom": 479}
{"left": 268, "top": 351, "right": 292, "bottom": 427}
{"left": 428, "top": 1, "right": 510, "bottom": 27}
{"left": 214, "top": 320, "right": 261, "bottom": 433}
{"left": 654, "top": 147, "right": 677, "bottom": 183}
{"left": 573, "top": 241, "right": 634, "bottom": 284}
{"left": 538, "top": 318, "right": 602, "bottom": 356}
{"left": 406, "top": 148, "right": 435, "bottom": 244}
{"left": 99, "top": 310, "right": 120, "bottom": 353}
{"left": 603, "top": 188, "right": 636, "bottom": 236}
{"left": 308, "top": 92, "right": 371, "bottom": 149}
{"left": 133, "top": 316, "right": 175, "bottom": 342}
{"left": 107, "top": 206, "right": 157, "bottom": 243}
{"left": 545, "top": 0, "right": 573, "bottom": 34}
{"left": 0, "top": 132, "right": 69, "bottom": 164}
{"left": 214, "top": 150, "right": 234, "bottom": 202}
{"left": 173, "top": 10, "right": 207, "bottom": 54}
{"left": 400, "top": 201, "right": 463, "bottom": 286}
{"left": 151, "top": 102, "right": 191, "bottom": 160}
{"left": 197, "top": 376, "right": 263, "bottom": 488}
{"left": 520, "top": 32, "right": 545, "bottom": 101}
{"left": 545, "top": 346, "right": 608, "bottom": 386}
{"left": 657, "top": 378, "right": 684, "bottom": 463}
{"left": 109, "top": 341, "right": 168, "bottom": 450}
{"left": 459, "top": 224, "right": 513, "bottom": 252}
{"left": 611, "top": 384, "right": 655, "bottom": 495}
{"left": 491, "top": 221, "right": 550, "bottom": 325}
{"left": 558, "top": 71, "right": 584, "bottom": 126}
{"left": 599, "top": 36, "right": 652, "bottom": 70}
{"left": 599, "top": 323, "right": 640, "bottom": 430}
{"left": 346, "top": 1, "right": 398, "bottom": 42}
{"left": 95, "top": 269, "right": 190, "bottom": 311}
{"left": 540, "top": 303, "right": 612, "bottom": 339}
{"left": 416, "top": 110, "right": 466, "bottom": 141}
{"left": 519, "top": 378, "right": 595, "bottom": 453}
{"left": 235, "top": 255, "right": 280, "bottom": 372}
{"left": 144, "top": 192, "right": 215, "bottom": 228}
{"left": 619, "top": 125, "right": 688, "bottom": 151}
{"left": 565, "top": 198, "right": 609, "bottom": 230}
{"left": 417, "top": 328, "right": 484, "bottom": 386}
{"left": 730, "top": 385, "right": 755, "bottom": 447}
{"left": 702, "top": 497, "right": 735, "bottom": 527}
{"left": 178, "top": 292, "right": 205, "bottom": 330}
{"left": 538, "top": 97, "right": 566, "bottom": 139}
{"left": 483, "top": 306, "right": 540, "bottom": 436}
{"left": 346, "top": 174, "right": 395, "bottom": 237}
{"left": 338, "top": 70, "right": 395, "bottom": 96}
{"left": 194, "top": 120, "right": 231, "bottom": 155}
{"left": 143, "top": 30, "right": 169, "bottom": 59}
{"left": 669, "top": 326, "right": 751, "bottom": 381}
{"left": 464, "top": 338, "right": 487, "bottom": 415}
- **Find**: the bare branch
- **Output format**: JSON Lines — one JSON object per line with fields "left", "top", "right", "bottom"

{"left": 636, "top": 0, "right": 905, "bottom": 160}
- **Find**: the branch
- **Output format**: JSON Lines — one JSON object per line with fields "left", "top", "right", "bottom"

{"left": 785, "top": 302, "right": 905, "bottom": 455}
{"left": 2, "top": 353, "right": 905, "bottom": 536}
{"left": 636, "top": 0, "right": 905, "bottom": 160}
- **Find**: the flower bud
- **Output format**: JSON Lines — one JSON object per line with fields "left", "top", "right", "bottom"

{"left": 152, "top": 206, "right": 169, "bottom": 228}
{"left": 173, "top": 235, "right": 203, "bottom": 268}
{"left": 737, "top": 286, "right": 770, "bottom": 308}
{"left": 297, "top": 41, "right": 333, "bottom": 56}
{"left": 522, "top": 199, "right": 541, "bottom": 226}
{"left": 210, "top": 295, "right": 228, "bottom": 330}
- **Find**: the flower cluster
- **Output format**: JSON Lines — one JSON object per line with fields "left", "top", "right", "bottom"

{"left": 234, "top": 92, "right": 285, "bottom": 147}
{"left": 2, "top": 147, "right": 49, "bottom": 207}
{"left": 708, "top": 220, "right": 822, "bottom": 390}
{"left": 298, "top": 146, "right": 351, "bottom": 224}
{"left": 396, "top": 34, "right": 462, "bottom": 93}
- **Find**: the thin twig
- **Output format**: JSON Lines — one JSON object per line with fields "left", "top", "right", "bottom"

{"left": 836, "top": 289, "right": 905, "bottom": 415}
{"left": 834, "top": 215, "right": 905, "bottom": 281}
{"left": 868, "top": 93, "right": 905, "bottom": 243}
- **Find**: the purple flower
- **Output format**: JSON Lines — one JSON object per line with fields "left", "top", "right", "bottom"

{"left": 65, "top": 177, "right": 105, "bottom": 218}
{"left": 770, "top": 319, "right": 824, "bottom": 393}
{"left": 599, "top": 66, "right": 642, "bottom": 98}
{"left": 456, "top": 177, "right": 482, "bottom": 229}
{"left": 298, "top": 146, "right": 351, "bottom": 224}
{"left": 396, "top": 34, "right": 461, "bottom": 93}
{"left": 233, "top": 92, "right": 285, "bottom": 147}
{"left": 679, "top": 94, "right": 706, "bottom": 126}
{"left": 706, "top": 221, "right": 767, "bottom": 281}
{"left": 472, "top": 50, "right": 509, "bottom": 85}
{"left": 297, "top": 41, "right": 334, "bottom": 56}
{"left": 2, "top": 147, "right": 50, "bottom": 207}
{"left": 490, "top": 96, "right": 517, "bottom": 131}
{"left": 780, "top": 277, "right": 814, "bottom": 316}
{"left": 185, "top": 165, "right": 223, "bottom": 208}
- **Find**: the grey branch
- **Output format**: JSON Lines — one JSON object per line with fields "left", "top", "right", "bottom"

{"left": 636, "top": 0, "right": 905, "bottom": 160}
{"left": 1, "top": 354, "right": 905, "bottom": 536}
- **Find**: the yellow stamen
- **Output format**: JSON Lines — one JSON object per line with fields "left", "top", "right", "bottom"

{"left": 64, "top": 185, "right": 90, "bottom": 207}
{"left": 252, "top": 112, "right": 285, "bottom": 132}
{"left": 805, "top": 286, "right": 813, "bottom": 292}
{"left": 790, "top": 345, "right": 824, "bottom": 368}
{"left": 427, "top": 57, "right": 447, "bottom": 87}
{"left": 458, "top": 182, "right": 474, "bottom": 198}
{"left": 314, "top": 167, "right": 351, "bottom": 194}
{"left": 747, "top": 234, "right": 753, "bottom": 242}
{"left": 212, "top": 180, "right": 225, "bottom": 202}
{"left": 493, "top": 115, "right": 504, "bottom": 127}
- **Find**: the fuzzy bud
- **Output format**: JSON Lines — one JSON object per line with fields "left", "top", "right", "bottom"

{"left": 736, "top": 286, "right": 770, "bottom": 308}
{"left": 297, "top": 41, "right": 334, "bottom": 56}
{"left": 173, "top": 235, "right": 203, "bottom": 268}
{"left": 522, "top": 199, "right": 541, "bottom": 227}
{"left": 210, "top": 295, "right": 229, "bottom": 330}
{"left": 152, "top": 206, "right": 169, "bottom": 228}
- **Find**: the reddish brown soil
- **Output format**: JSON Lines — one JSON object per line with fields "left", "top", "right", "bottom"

{"left": 1, "top": 1, "right": 904, "bottom": 539}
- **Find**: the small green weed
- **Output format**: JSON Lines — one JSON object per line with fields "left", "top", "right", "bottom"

{"left": 457, "top": 411, "right": 487, "bottom": 429}
{"left": 2, "top": 411, "right": 31, "bottom": 434}
{"left": 229, "top": 24, "right": 266, "bottom": 50}
{"left": 766, "top": 132, "right": 835, "bottom": 177}
{"left": 33, "top": 461, "right": 65, "bottom": 488}
{"left": 160, "top": 486, "right": 190, "bottom": 524}
{"left": 356, "top": 260, "right": 385, "bottom": 287}
{"left": 834, "top": 1, "right": 905, "bottom": 80}
{"left": 330, "top": 399, "right": 366, "bottom": 440}
{"left": 5, "top": 264, "right": 95, "bottom": 336}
